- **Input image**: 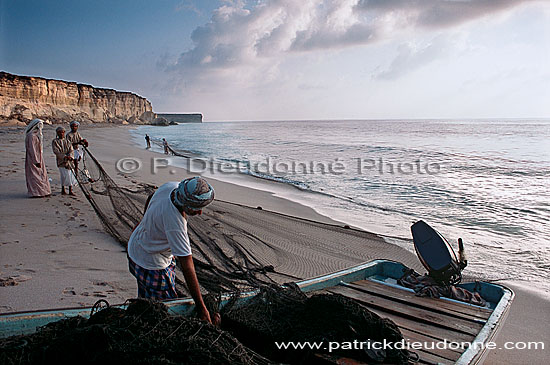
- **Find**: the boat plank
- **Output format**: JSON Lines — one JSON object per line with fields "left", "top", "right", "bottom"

{"left": 328, "top": 286, "right": 482, "bottom": 336}
{"left": 351, "top": 279, "right": 491, "bottom": 319}
{"left": 400, "top": 328, "right": 462, "bottom": 361}
{"left": 415, "top": 349, "right": 455, "bottom": 365}
{"left": 310, "top": 289, "right": 475, "bottom": 343}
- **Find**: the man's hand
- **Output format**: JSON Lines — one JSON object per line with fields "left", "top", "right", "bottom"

{"left": 197, "top": 306, "right": 221, "bottom": 326}
{"left": 197, "top": 306, "right": 212, "bottom": 324}
{"left": 177, "top": 255, "right": 221, "bottom": 326}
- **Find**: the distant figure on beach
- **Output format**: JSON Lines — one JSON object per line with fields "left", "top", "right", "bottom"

{"left": 25, "top": 119, "right": 51, "bottom": 198}
{"left": 52, "top": 127, "right": 77, "bottom": 196}
{"left": 162, "top": 138, "right": 169, "bottom": 154}
{"left": 127, "top": 177, "right": 218, "bottom": 324}
{"left": 66, "top": 121, "right": 88, "bottom": 173}
{"left": 145, "top": 134, "right": 151, "bottom": 149}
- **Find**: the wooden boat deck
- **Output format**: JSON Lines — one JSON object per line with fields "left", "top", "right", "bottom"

{"left": 319, "top": 278, "right": 494, "bottom": 365}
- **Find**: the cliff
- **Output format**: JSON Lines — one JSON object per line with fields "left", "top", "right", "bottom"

{"left": 0, "top": 71, "right": 154, "bottom": 126}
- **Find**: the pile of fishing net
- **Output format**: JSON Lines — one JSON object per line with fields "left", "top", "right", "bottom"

{"left": 1, "top": 290, "right": 416, "bottom": 364}
{"left": 220, "top": 284, "right": 416, "bottom": 364}
{"left": 0, "top": 299, "right": 270, "bottom": 365}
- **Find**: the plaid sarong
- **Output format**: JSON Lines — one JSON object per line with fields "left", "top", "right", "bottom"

{"left": 128, "top": 257, "right": 178, "bottom": 299}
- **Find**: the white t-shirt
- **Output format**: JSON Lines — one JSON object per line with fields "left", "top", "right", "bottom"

{"left": 128, "top": 182, "right": 192, "bottom": 270}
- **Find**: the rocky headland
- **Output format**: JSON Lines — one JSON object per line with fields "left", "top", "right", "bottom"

{"left": 0, "top": 71, "right": 165, "bottom": 127}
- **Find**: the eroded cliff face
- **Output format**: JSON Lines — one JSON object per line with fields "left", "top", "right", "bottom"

{"left": 0, "top": 71, "right": 154, "bottom": 125}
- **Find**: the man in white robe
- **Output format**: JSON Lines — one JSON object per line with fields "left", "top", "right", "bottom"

{"left": 25, "top": 119, "right": 51, "bottom": 198}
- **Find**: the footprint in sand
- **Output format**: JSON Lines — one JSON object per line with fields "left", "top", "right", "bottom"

{"left": 0, "top": 275, "right": 32, "bottom": 287}
{"left": 1, "top": 240, "right": 20, "bottom": 245}
{"left": 62, "top": 287, "right": 77, "bottom": 295}
{"left": 17, "top": 268, "right": 36, "bottom": 273}
{"left": 63, "top": 232, "right": 72, "bottom": 239}
{"left": 0, "top": 305, "right": 14, "bottom": 312}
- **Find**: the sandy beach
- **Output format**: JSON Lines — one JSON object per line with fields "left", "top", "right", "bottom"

{"left": 0, "top": 124, "right": 548, "bottom": 363}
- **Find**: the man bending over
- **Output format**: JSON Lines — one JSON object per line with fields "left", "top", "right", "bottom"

{"left": 127, "top": 176, "right": 217, "bottom": 324}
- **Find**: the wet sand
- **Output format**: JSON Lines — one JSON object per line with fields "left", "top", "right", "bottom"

{"left": 0, "top": 124, "right": 548, "bottom": 363}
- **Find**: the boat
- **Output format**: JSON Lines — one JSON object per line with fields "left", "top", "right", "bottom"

{"left": 0, "top": 259, "right": 513, "bottom": 365}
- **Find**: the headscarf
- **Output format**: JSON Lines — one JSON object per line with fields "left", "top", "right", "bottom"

{"left": 172, "top": 177, "right": 215, "bottom": 211}
{"left": 25, "top": 118, "right": 43, "bottom": 135}
{"left": 26, "top": 119, "right": 44, "bottom": 145}
{"left": 70, "top": 121, "right": 80, "bottom": 127}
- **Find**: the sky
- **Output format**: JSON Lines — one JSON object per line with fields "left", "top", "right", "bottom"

{"left": 1, "top": 0, "right": 549, "bottom": 121}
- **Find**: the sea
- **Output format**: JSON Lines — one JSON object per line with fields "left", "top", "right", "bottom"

{"left": 133, "top": 119, "right": 550, "bottom": 292}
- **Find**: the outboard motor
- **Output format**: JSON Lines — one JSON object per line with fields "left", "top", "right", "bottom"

{"left": 411, "top": 220, "right": 467, "bottom": 285}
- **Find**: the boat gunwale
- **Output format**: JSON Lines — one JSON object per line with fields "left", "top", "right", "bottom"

{"left": 454, "top": 285, "right": 514, "bottom": 365}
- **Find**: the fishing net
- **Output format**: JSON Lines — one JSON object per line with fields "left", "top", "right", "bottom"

{"left": 70, "top": 144, "right": 432, "bottom": 296}
{"left": 149, "top": 137, "right": 192, "bottom": 158}
{"left": 0, "top": 293, "right": 416, "bottom": 365}
{"left": 221, "top": 285, "right": 416, "bottom": 364}
{"left": 75, "top": 146, "right": 154, "bottom": 245}
{"left": 73, "top": 146, "right": 283, "bottom": 295}
{"left": 0, "top": 299, "right": 271, "bottom": 365}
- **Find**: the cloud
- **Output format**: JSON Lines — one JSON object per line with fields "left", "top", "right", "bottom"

{"left": 373, "top": 34, "right": 453, "bottom": 80}
{"left": 175, "top": 0, "right": 202, "bottom": 15}
{"left": 166, "top": 0, "right": 537, "bottom": 83}
{"left": 356, "top": 0, "right": 535, "bottom": 29}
